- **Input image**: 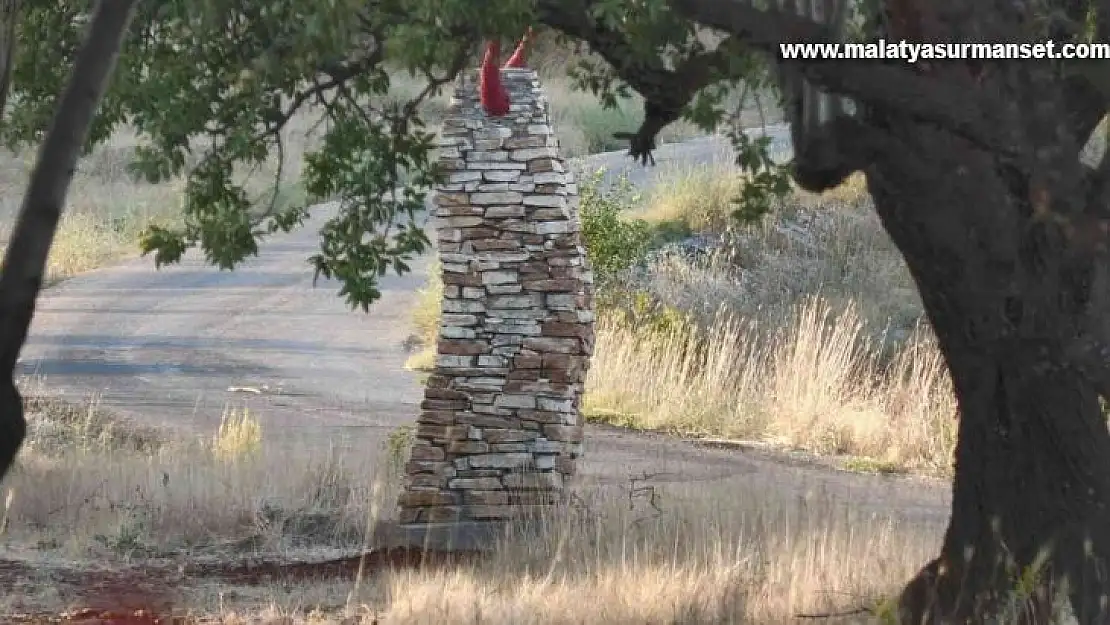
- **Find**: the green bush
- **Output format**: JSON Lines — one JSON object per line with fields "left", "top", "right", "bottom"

{"left": 609, "top": 290, "right": 693, "bottom": 337}
{"left": 578, "top": 169, "right": 654, "bottom": 284}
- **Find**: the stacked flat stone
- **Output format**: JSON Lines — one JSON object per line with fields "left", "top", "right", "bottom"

{"left": 396, "top": 68, "right": 595, "bottom": 525}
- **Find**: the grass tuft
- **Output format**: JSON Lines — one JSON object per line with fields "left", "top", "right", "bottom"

{"left": 211, "top": 407, "right": 263, "bottom": 462}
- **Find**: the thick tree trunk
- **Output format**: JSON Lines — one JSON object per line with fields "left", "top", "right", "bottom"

{"left": 897, "top": 336, "right": 1110, "bottom": 624}
{"left": 863, "top": 128, "right": 1110, "bottom": 624}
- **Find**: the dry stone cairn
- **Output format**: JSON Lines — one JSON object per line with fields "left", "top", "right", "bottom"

{"left": 396, "top": 68, "right": 595, "bottom": 528}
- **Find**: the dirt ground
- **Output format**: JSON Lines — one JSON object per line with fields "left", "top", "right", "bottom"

{"left": 2, "top": 547, "right": 481, "bottom": 624}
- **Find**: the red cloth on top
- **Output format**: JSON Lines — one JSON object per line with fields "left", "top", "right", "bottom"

{"left": 479, "top": 40, "right": 510, "bottom": 116}
{"left": 503, "top": 27, "right": 533, "bottom": 68}
{"left": 479, "top": 29, "right": 532, "bottom": 116}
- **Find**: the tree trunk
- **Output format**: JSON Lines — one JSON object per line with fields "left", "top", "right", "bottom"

{"left": 864, "top": 126, "right": 1110, "bottom": 624}
{"left": 0, "top": 0, "right": 139, "bottom": 483}
{"left": 896, "top": 335, "right": 1110, "bottom": 624}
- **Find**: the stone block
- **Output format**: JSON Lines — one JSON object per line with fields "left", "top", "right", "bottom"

{"left": 467, "top": 453, "right": 533, "bottom": 469}
{"left": 447, "top": 440, "right": 490, "bottom": 454}
{"left": 481, "top": 270, "right": 518, "bottom": 285}
{"left": 472, "top": 191, "right": 524, "bottom": 205}
{"left": 495, "top": 394, "right": 537, "bottom": 409}
{"left": 543, "top": 424, "right": 584, "bottom": 443}
{"left": 406, "top": 474, "right": 447, "bottom": 489}
{"left": 398, "top": 491, "right": 458, "bottom": 507}
{"left": 408, "top": 444, "right": 445, "bottom": 461}
{"left": 522, "top": 337, "right": 581, "bottom": 354}
{"left": 405, "top": 460, "right": 453, "bottom": 475}
{"left": 485, "top": 429, "right": 538, "bottom": 444}
{"left": 438, "top": 340, "right": 490, "bottom": 356}
{"left": 510, "top": 147, "right": 559, "bottom": 161}
{"left": 464, "top": 491, "right": 511, "bottom": 506}
{"left": 485, "top": 205, "right": 525, "bottom": 218}
{"left": 502, "top": 472, "right": 563, "bottom": 490}
{"left": 484, "top": 170, "right": 521, "bottom": 182}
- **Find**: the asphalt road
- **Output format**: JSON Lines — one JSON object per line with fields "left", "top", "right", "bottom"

{"left": 17, "top": 127, "right": 952, "bottom": 527}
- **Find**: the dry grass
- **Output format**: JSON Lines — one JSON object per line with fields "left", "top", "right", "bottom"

{"left": 637, "top": 162, "right": 748, "bottom": 233}
{"left": 0, "top": 116, "right": 314, "bottom": 283}
{"left": 586, "top": 298, "right": 957, "bottom": 475}
{"left": 0, "top": 139, "right": 185, "bottom": 283}
{"left": 0, "top": 378, "right": 951, "bottom": 623}
{"left": 3, "top": 388, "right": 945, "bottom": 622}
{"left": 335, "top": 485, "right": 938, "bottom": 625}
{"left": 633, "top": 165, "right": 921, "bottom": 341}
{"left": 402, "top": 260, "right": 443, "bottom": 372}
{"left": 590, "top": 164, "right": 958, "bottom": 473}
{"left": 158, "top": 492, "right": 941, "bottom": 624}
{"left": 5, "top": 384, "right": 395, "bottom": 561}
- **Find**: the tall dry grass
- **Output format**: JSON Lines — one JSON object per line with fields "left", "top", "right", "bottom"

{"left": 586, "top": 298, "right": 957, "bottom": 475}
{"left": 164, "top": 477, "right": 944, "bottom": 623}
{"left": 364, "top": 485, "right": 938, "bottom": 625}
{"left": 587, "top": 163, "right": 955, "bottom": 473}
{"left": 637, "top": 162, "right": 748, "bottom": 233}
{"left": 0, "top": 139, "right": 184, "bottom": 282}
{"left": 5, "top": 388, "right": 392, "bottom": 560}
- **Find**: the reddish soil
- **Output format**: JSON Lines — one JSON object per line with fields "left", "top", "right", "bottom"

{"left": 188, "top": 547, "right": 484, "bottom": 585}
{"left": 1, "top": 547, "right": 484, "bottom": 624}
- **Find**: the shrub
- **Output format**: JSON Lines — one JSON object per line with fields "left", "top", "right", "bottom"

{"left": 605, "top": 290, "right": 695, "bottom": 339}
{"left": 639, "top": 164, "right": 745, "bottom": 234}
{"left": 578, "top": 169, "right": 654, "bottom": 284}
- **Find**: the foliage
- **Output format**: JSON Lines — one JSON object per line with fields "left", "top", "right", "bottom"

{"left": 4, "top": 0, "right": 791, "bottom": 313}
{"left": 606, "top": 289, "right": 695, "bottom": 341}
{"left": 5, "top": 0, "right": 533, "bottom": 311}
{"left": 385, "top": 424, "right": 416, "bottom": 478}
{"left": 726, "top": 132, "right": 793, "bottom": 223}
{"left": 577, "top": 169, "right": 654, "bottom": 283}
{"left": 411, "top": 259, "right": 444, "bottom": 348}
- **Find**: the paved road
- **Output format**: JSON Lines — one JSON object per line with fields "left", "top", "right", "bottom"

{"left": 17, "top": 127, "right": 951, "bottom": 527}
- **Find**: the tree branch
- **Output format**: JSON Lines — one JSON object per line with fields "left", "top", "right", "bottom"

{"left": 537, "top": 0, "right": 752, "bottom": 164}
{"left": 791, "top": 114, "right": 891, "bottom": 191}
{"left": 666, "top": 0, "right": 1018, "bottom": 159}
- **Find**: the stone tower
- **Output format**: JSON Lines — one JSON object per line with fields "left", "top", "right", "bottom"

{"left": 395, "top": 67, "right": 595, "bottom": 542}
